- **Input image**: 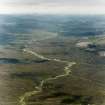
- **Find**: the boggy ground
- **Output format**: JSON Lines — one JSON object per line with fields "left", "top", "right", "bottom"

{"left": 1, "top": 36, "right": 105, "bottom": 105}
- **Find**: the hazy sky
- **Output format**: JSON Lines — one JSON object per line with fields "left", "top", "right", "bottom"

{"left": 0, "top": 0, "right": 105, "bottom": 14}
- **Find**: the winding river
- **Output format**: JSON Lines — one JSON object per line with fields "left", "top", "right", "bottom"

{"left": 19, "top": 48, "right": 76, "bottom": 105}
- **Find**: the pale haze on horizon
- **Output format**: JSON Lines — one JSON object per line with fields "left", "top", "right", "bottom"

{"left": 0, "top": 0, "right": 105, "bottom": 14}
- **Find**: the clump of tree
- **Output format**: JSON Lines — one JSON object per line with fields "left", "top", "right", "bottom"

{"left": 61, "top": 95, "right": 92, "bottom": 105}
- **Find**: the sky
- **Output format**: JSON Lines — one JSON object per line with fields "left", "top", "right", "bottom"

{"left": 0, "top": 0, "right": 105, "bottom": 14}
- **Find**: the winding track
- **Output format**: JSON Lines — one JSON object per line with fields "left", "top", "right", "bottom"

{"left": 19, "top": 48, "right": 76, "bottom": 105}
